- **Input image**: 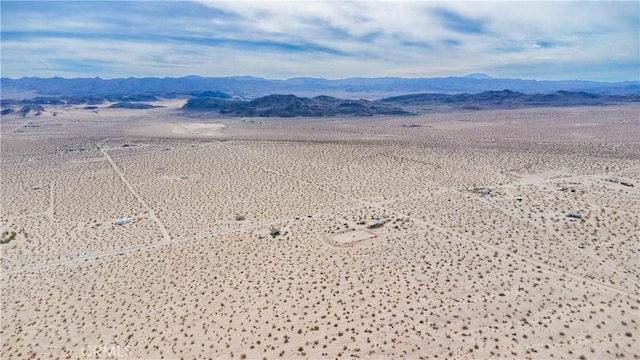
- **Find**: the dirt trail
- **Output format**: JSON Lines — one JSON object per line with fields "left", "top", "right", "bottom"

{"left": 224, "top": 144, "right": 640, "bottom": 300}
{"left": 10, "top": 119, "right": 31, "bottom": 133}
{"left": 2, "top": 206, "right": 358, "bottom": 275}
{"left": 5, "top": 143, "right": 637, "bottom": 301}
{"left": 98, "top": 144, "right": 171, "bottom": 243}
{"left": 473, "top": 192, "right": 640, "bottom": 288}
{"left": 44, "top": 181, "right": 55, "bottom": 221}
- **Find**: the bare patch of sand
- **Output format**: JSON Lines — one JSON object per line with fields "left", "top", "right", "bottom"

{"left": 332, "top": 230, "right": 376, "bottom": 244}
{"left": 127, "top": 122, "right": 225, "bottom": 138}
{"left": 172, "top": 123, "right": 226, "bottom": 136}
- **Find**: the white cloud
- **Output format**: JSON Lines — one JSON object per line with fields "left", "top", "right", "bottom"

{"left": 1, "top": 1, "right": 637, "bottom": 80}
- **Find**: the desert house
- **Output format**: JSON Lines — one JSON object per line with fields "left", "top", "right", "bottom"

{"left": 567, "top": 211, "right": 582, "bottom": 219}
{"left": 368, "top": 220, "right": 384, "bottom": 229}
{"left": 114, "top": 217, "right": 131, "bottom": 225}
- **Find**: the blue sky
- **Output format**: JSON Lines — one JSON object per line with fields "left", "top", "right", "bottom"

{"left": 1, "top": 1, "right": 638, "bottom": 81}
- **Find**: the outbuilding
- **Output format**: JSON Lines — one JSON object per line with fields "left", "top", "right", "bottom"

{"left": 368, "top": 220, "right": 384, "bottom": 229}
{"left": 115, "top": 217, "right": 131, "bottom": 225}
{"left": 477, "top": 188, "right": 491, "bottom": 196}
{"left": 567, "top": 211, "right": 582, "bottom": 219}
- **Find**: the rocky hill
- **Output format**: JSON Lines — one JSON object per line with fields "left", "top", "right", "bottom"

{"left": 380, "top": 90, "right": 640, "bottom": 112}
{"left": 182, "top": 91, "right": 640, "bottom": 117}
{"left": 181, "top": 94, "right": 411, "bottom": 117}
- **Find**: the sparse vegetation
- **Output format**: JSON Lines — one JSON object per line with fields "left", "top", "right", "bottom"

{"left": 0, "top": 231, "right": 16, "bottom": 244}
{"left": 1, "top": 103, "right": 638, "bottom": 359}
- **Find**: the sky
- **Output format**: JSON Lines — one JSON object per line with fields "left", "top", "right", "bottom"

{"left": 1, "top": 1, "right": 639, "bottom": 81}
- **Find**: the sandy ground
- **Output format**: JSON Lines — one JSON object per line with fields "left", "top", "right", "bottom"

{"left": 1, "top": 101, "right": 639, "bottom": 359}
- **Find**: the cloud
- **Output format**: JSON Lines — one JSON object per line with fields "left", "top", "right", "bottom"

{"left": 0, "top": 1, "right": 638, "bottom": 81}
{"left": 46, "top": 58, "right": 112, "bottom": 74}
{"left": 532, "top": 41, "right": 554, "bottom": 49}
{"left": 431, "top": 8, "right": 488, "bottom": 35}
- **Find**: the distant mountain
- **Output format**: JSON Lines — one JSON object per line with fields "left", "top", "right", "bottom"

{"left": 1, "top": 103, "right": 45, "bottom": 117}
{"left": 464, "top": 73, "right": 493, "bottom": 80}
{"left": 2, "top": 75, "right": 638, "bottom": 100}
{"left": 2, "top": 90, "right": 637, "bottom": 118}
{"left": 182, "top": 94, "right": 410, "bottom": 117}
{"left": 380, "top": 90, "right": 640, "bottom": 111}
{"left": 108, "top": 102, "right": 161, "bottom": 109}
{"left": 181, "top": 90, "right": 639, "bottom": 117}
{"left": 189, "top": 90, "right": 231, "bottom": 99}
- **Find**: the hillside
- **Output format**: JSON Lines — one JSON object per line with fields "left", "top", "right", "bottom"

{"left": 182, "top": 94, "right": 410, "bottom": 117}
{"left": 380, "top": 90, "right": 640, "bottom": 111}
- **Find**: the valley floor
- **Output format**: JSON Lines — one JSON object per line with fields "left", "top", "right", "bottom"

{"left": 1, "top": 102, "right": 639, "bottom": 359}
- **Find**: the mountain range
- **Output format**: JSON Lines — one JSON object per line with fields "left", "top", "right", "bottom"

{"left": 2, "top": 74, "right": 639, "bottom": 118}
{"left": 181, "top": 91, "right": 640, "bottom": 117}
{"left": 182, "top": 94, "right": 410, "bottom": 117}
{"left": 3, "top": 89, "right": 638, "bottom": 118}
{"left": 2, "top": 74, "right": 638, "bottom": 100}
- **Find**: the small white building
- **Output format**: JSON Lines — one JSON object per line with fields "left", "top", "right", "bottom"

{"left": 115, "top": 217, "right": 131, "bottom": 225}
{"left": 369, "top": 220, "right": 384, "bottom": 229}
{"left": 477, "top": 188, "right": 490, "bottom": 196}
{"left": 567, "top": 211, "right": 582, "bottom": 219}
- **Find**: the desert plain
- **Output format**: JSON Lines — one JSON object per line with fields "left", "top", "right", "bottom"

{"left": 1, "top": 100, "right": 639, "bottom": 359}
